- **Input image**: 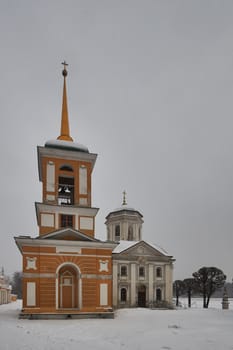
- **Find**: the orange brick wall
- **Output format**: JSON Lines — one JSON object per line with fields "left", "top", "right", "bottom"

{"left": 21, "top": 245, "right": 113, "bottom": 314}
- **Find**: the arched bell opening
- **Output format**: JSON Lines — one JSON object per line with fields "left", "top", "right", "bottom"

{"left": 58, "top": 176, "right": 74, "bottom": 205}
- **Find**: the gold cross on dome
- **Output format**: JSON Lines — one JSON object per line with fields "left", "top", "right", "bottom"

{"left": 61, "top": 61, "right": 68, "bottom": 68}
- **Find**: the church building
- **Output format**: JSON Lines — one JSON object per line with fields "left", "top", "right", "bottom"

{"left": 15, "top": 63, "right": 174, "bottom": 318}
{"left": 0, "top": 268, "right": 12, "bottom": 305}
{"left": 15, "top": 63, "right": 117, "bottom": 319}
{"left": 106, "top": 192, "right": 174, "bottom": 308}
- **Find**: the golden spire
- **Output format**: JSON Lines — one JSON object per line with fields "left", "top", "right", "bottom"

{"left": 122, "top": 190, "right": 127, "bottom": 205}
{"left": 57, "top": 61, "right": 73, "bottom": 141}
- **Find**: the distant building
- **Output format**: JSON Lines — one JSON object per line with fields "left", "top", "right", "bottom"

{"left": 0, "top": 268, "right": 11, "bottom": 305}
{"left": 106, "top": 194, "right": 174, "bottom": 308}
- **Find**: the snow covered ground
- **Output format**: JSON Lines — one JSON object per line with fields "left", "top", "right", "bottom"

{"left": 0, "top": 299, "right": 233, "bottom": 350}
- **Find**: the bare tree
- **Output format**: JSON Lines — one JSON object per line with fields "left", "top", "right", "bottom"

{"left": 183, "top": 278, "right": 198, "bottom": 307}
{"left": 11, "top": 271, "right": 22, "bottom": 299}
{"left": 173, "top": 280, "right": 185, "bottom": 307}
{"left": 193, "top": 267, "right": 226, "bottom": 308}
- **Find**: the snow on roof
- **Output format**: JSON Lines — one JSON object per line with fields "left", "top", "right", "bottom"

{"left": 45, "top": 139, "right": 89, "bottom": 153}
{"left": 107, "top": 204, "right": 143, "bottom": 218}
{"left": 113, "top": 240, "right": 138, "bottom": 253}
{"left": 147, "top": 242, "right": 169, "bottom": 256}
{"left": 113, "top": 205, "right": 136, "bottom": 212}
{"left": 113, "top": 240, "right": 170, "bottom": 256}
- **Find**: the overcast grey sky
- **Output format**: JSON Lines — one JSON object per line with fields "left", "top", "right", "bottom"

{"left": 1, "top": 0, "right": 233, "bottom": 281}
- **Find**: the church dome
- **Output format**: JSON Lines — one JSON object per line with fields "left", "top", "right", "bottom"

{"left": 105, "top": 192, "right": 143, "bottom": 219}
{"left": 113, "top": 203, "right": 136, "bottom": 212}
{"left": 110, "top": 204, "right": 141, "bottom": 215}
{"left": 106, "top": 204, "right": 143, "bottom": 218}
{"left": 105, "top": 192, "right": 144, "bottom": 242}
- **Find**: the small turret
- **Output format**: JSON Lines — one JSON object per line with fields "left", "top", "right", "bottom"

{"left": 105, "top": 191, "right": 143, "bottom": 242}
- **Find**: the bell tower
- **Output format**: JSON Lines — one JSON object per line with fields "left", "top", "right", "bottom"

{"left": 35, "top": 62, "right": 99, "bottom": 237}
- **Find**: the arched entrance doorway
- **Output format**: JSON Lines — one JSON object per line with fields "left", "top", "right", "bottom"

{"left": 138, "top": 285, "right": 146, "bottom": 307}
{"left": 156, "top": 288, "right": 162, "bottom": 301}
{"left": 120, "top": 288, "right": 127, "bottom": 302}
{"left": 58, "top": 265, "right": 79, "bottom": 309}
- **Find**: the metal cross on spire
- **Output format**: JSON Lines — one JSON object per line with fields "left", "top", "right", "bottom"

{"left": 62, "top": 60, "right": 68, "bottom": 68}
{"left": 122, "top": 190, "right": 127, "bottom": 205}
{"left": 61, "top": 60, "right": 68, "bottom": 77}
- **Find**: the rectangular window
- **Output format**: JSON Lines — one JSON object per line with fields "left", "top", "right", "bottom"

{"left": 60, "top": 214, "right": 74, "bottom": 228}
{"left": 121, "top": 266, "right": 127, "bottom": 276}
{"left": 120, "top": 288, "right": 127, "bottom": 302}
{"left": 115, "top": 225, "right": 120, "bottom": 240}
{"left": 139, "top": 266, "right": 145, "bottom": 277}
{"left": 156, "top": 267, "right": 162, "bottom": 278}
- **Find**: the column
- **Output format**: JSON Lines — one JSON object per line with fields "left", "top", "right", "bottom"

{"left": 112, "top": 262, "right": 118, "bottom": 307}
{"left": 130, "top": 263, "right": 136, "bottom": 306}
{"left": 165, "top": 264, "right": 173, "bottom": 303}
{"left": 148, "top": 264, "right": 154, "bottom": 303}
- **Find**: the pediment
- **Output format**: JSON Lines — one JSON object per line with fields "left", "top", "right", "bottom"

{"left": 37, "top": 228, "right": 99, "bottom": 242}
{"left": 114, "top": 240, "right": 171, "bottom": 259}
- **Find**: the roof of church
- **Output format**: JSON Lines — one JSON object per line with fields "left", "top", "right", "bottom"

{"left": 112, "top": 204, "right": 138, "bottom": 212}
{"left": 14, "top": 232, "right": 117, "bottom": 253}
{"left": 105, "top": 205, "right": 143, "bottom": 219}
{"left": 45, "top": 139, "right": 89, "bottom": 153}
{"left": 36, "top": 228, "right": 99, "bottom": 241}
{"left": 113, "top": 240, "right": 170, "bottom": 256}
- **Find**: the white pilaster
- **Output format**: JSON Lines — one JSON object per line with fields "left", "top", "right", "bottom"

{"left": 112, "top": 262, "right": 118, "bottom": 307}
{"left": 165, "top": 264, "right": 173, "bottom": 303}
{"left": 122, "top": 222, "right": 127, "bottom": 240}
{"left": 130, "top": 263, "right": 136, "bottom": 306}
{"left": 148, "top": 264, "right": 154, "bottom": 302}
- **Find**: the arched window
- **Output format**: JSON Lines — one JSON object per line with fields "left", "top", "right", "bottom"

{"left": 60, "top": 165, "right": 73, "bottom": 172}
{"left": 156, "top": 267, "right": 162, "bottom": 278}
{"left": 128, "top": 226, "right": 133, "bottom": 240}
{"left": 156, "top": 288, "right": 162, "bottom": 301}
{"left": 139, "top": 266, "right": 145, "bottom": 277}
{"left": 120, "top": 266, "right": 127, "bottom": 276}
{"left": 121, "top": 288, "right": 127, "bottom": 302}
{"left": 115, "top": 225, "right": 120, "bottom": 240}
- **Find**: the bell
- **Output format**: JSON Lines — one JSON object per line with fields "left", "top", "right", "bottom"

{"left": 65, "top": 187, "right": 71, "bottom": 193}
